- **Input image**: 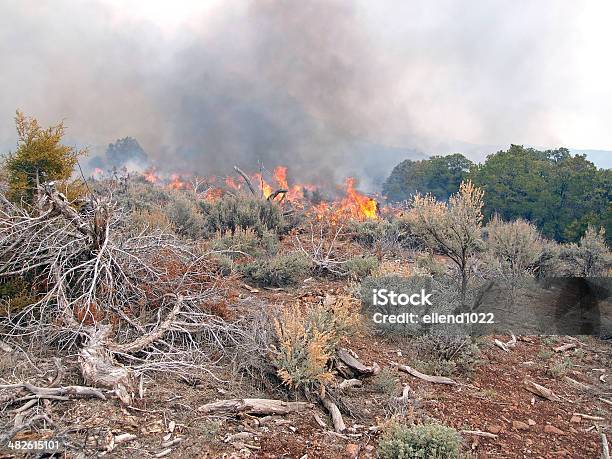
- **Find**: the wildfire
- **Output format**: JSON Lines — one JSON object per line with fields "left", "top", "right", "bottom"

{"left": 144, "top": 168, "right": 160, "bottom": 184}
{"left": 252, "top": 173, "right": 273, "bottom": 199}
{"left": 126, "top": 165, "right": 379, "bottom": 220}
{"left": 341, "top": 177, "right": 378, "bottom": 220}
{"left": 168, "top": 173, "right": 188, "bottom": 190}
{"left": 273, "top": 166, "right": 305, "bottom": 203}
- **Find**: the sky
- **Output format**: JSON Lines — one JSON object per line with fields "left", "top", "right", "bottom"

{"left": 0, "top": 0, "right": 610, "bottom": 181}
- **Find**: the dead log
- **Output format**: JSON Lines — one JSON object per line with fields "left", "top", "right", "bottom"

{"left": 393, "top": 362, "right": 458, "bottom": 385}
{"left": 338, "top": 379, "right": 362, "bottom": 391}
{"left": 336, "top": 348, "right": 381, "bottom": 378}
{"left": 79, "top": 326, "right": 136, "bottom": 405}
{"left": 602, "top": 432, "right": 610, "bottom": 459}
{"left": 395, "top": 384, "right": 415, "bottom": 404}
{"left": 0, "top": 382, "right": 106, "bottom": 401}
{"left": 108, "top": 298, "right": 182, "bottom": 354}
{"left": 233, "top": 166, "right": 257, "bottom": 196}
{"left": 198, "top": 398, "right": 312, "bottom": 416}
{"left": 320, "top": 395, "right": 346, "bottom": 433}
{"left": 460, "top": 430, "right": 498, "bottom": 439}
{"left": 573, "top": 413, "right": 605, "bottom": 421}
{"left": 554, "top": 343, "right": 577, "bottom": 352}
{"left": 564, "top": 376, "right": 593, "bottom": 392}
{"left": 523, "top": 379, "right": 562, "bottom": 402}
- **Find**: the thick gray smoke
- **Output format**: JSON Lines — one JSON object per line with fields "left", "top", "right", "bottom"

{"left": 0, "top": 0, "right": 609, "bottom": 188}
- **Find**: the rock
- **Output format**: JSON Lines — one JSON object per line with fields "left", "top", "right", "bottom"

{"left": 570, "top": 415, "right": 582, "bottom": 423}
{"left": 512, "top": 420, "right": 530, "bottom": 431}
{"left": 488, "top": 425, "right": 502, "bottom": 434}
{"left": 345, "top": 443, "right": 360, "bottom": 459}
{"left": 527, "top": 419, "right": 536, "bottom": 426}
{"left": 544, "top": 425, "right": 567, "bottom": 435}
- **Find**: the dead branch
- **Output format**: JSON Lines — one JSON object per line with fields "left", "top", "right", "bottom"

{"left": 198, "top": 398, "right": 312, "bottom": 416}
{"left": 320, "top": 395, "right": 346, "bottom": 432}
{"left": 494, "top": 332, "right": 517, "bottom": 352}
{"left": 295, "top": 221, "right": 350, "bottom": 276}
{"left": 460, "top": 430, "right": 498, "bottom": 439}
{"left": 554, "top": 343, "right": 577, "bottom": 352}
{"left": 108, "top": 296, "right": 182, "bottom": 354}
{"left": 392, "top": 362, "right": 457, "bottom": 385}
{"left": 336, "top": 348, "right": 380, "bottom": 377}
{"left": 338, "top": 379, "right": 363, "bottom": 391}
{"left": 0, "top": 381, "right": 106, "bottom": 400}
{"left": 395, "top": 384, "right": 415, "bottom": 404}
{"left": 79, "top": 326, "right": 136, "bottom": 405}
{"left": 602, "top": 431, "right": 610, "bottom": 459}
{"left": 267, "top": 189, "right": 287, "bottom": 201}
{"left": 233, "top": 166, "right": 256, "bottom": 196}
{"left": 523, "top": 379, "right": 562, "bottom": 402}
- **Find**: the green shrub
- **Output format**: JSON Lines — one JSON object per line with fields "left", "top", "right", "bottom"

{"left": 348, "top": 218, "right": 418, "bottom": 251}
{"left": 547, "top": 357, "right": 572, "bottom": 378}
{"left": 410, "top": 332, "right": 481, "bottom": 376}
{"left": 163, "top": 191, "right": 206, "bottom": 238}
{"left": 240, "top": 252, "right": 312, "bottom": 287}
{"left": 343, "top": 256, "right": 378, "bottom": 279}
{"left": 0, "top": 277, "right": 37, "bottom": 314}
{"left": 378, "top": 423, "right": 463, "bottom": 459}
{"left": 372, "top": 367, "right": 397, "bottom": 394}
{"left": 200, "top": 195, "right": 290, "bottom": 236}
{"left": 210, "top": 228, "right": 279, "bottom": 260}
{"left": 116, "top": 181, "right": 174, "bottom": 212}
{"left": 559, "top": 226, "right": 611, "bottom": 276}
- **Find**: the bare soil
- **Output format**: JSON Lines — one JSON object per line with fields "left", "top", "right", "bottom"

{"left": 1, "top": 278, "right": 610, "bottom": 459}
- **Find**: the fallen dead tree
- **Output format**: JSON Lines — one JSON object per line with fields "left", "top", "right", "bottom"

{"left": 0, "top": 183, "right": 247, "bottom": 404}
{"left": 392, "top": 361, "right": 458, "bottom": 385}
{"left": 198, "top": 398, "right": 312, "bottom": 416}
{"left": 336, "top": 348, "right": 381, "bottom": 378}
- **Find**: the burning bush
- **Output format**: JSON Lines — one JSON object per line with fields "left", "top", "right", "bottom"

{"left": 378, "top": 422, "right": 463, "bottom": 459}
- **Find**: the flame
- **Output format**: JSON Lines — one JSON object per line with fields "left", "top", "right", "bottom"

{"left": 340, "top": 177, "right": 378, "bottom": 220}
{"left": 136, "top": 165, "right": 377, "bottom": 221}
{"left": 252, "top": 173, "right": 273, "bottom": 198}
{"left": 168, "top": 173, "right": 188, "bottom": 190}
{"left": 225, "top": 176, "right": 242, "bottom": 191}
{"left": 144, "top": 168, "right": 160, "bottom": 184}
{"left": 273, "top": 166, "right": 306, "bottom": 203}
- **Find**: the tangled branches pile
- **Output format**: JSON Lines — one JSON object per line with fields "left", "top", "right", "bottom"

{"left": 0, "top": 183, "right": 245, "bottom": 402}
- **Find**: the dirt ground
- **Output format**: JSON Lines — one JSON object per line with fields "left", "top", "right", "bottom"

{"left": 0, "top": 278, "right": 610, "bottom": 459}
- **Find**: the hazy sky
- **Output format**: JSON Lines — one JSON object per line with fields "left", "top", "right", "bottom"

{"left": 1, "top": 0, "right": 610, "bottom": 176}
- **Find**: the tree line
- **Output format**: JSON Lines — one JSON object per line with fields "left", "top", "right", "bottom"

{"left": 383, "top": 145, "right": 611, "bottom": 244}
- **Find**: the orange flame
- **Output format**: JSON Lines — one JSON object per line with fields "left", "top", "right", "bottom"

{"left": 168, "top": 173, "right": 188, "bottom": 190}
{"left": 225, "top": 176, "right": 242, "bottom": 191}
{"left": 340, "top": 177, "right": 378, "bottom": 220}
{"left": 144, "top": 168, "right": 159, "bottom": 184}
{"left": 253, "top": 173, "right": 273, "bottom": 198}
